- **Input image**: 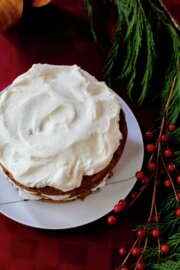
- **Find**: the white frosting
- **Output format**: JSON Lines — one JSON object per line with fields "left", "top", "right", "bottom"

{"left": 0, "top": 64, "right": 121, "bottom": 192}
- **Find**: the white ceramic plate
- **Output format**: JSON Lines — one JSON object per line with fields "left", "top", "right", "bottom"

{"left": 0, "top": 94, "right": 144, "bottom": 229}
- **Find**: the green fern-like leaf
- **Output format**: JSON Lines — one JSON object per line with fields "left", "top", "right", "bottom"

{"left": 169, "top": 127, "right": 180, "bottom": 144}
{"left": 167, "top": 233, "right": 180, "bottom": 253}
{"left": 103, "top": 16, "right": 123, "bottom": 82}
{"left": 104, "top": 0, "right": 156, "bottom": 103}
{"left": 148, "top": 261, "right": 180, "bottom": 270}
{"left": 83, "top": 0, "right": 98, "bottom": 42}
{"left": 173, "top": 151, "right": 180, "bottom": 167}
{"left": 144, "top": 246, "right": 159, "bottom": 260}
{"left": 160, "top": 189, "right": 180, "bottom": 214}
{"left": 146, "top": 0, "right": 180, "bottom": 123}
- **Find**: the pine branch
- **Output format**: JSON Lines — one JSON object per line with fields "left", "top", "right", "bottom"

{"left": 160, "top": 189, "right": 180, "bottom": 214}
{"left": 104, "top": 0, "right": 156, "bottom": 103}
{"left": 149, "top": 261, "right": 180, "bottom": 270}
{"left": 167, "top": 233, "right": 180, "bottom": 252}
{"left": 135, "top": 0, "right": 156, "bottom": 104}
{"left": 169, "top": 127, "right": 180, "bottom": 144}
{"left": 84, "top": 1, "right": 179, "bottom": 121}
{"left": 173, "top": 151, "right": 180, "bottom": 167}
{"left": 103, "top": 0, "right": 132, "bottom": 82}
{"left": 103, "top": 15, "right": 123, "bottom": 82}
{"left": 84, "top": 0, "right": 179, "bottom": 123}
{"left": 144, "top": 246, "right": 159, "bottom": 260}
{"left": 105, "top": 0, "right": 179, "bottom": 122}
{"left": 112, "top": 76, "right": 180, "bottom": 269}
{"left": 160, "top": 213, "right": 180, "bottom": 235}
{"left": 147, "top": 234, "right": 180, "bottom": 269}
{"left": 83, "top": 2, "right": 180, "bottom": 269}
{"left": 145, "top": 0, "right": 180, "bottom": 123}
{"left": 83, "top": 0, "right": 98, "bottom": 42}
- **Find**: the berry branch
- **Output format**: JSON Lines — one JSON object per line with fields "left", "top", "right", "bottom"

{"left": 107, "top": 73, "right": 180, "bottom": 270}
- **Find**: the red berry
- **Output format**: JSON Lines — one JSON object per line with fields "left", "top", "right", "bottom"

{"left": 176, "top": 176, "right": 180, "bottom": 184}
{"left": 137, "top": 229, "right": 146, "bottom": 238}
{"left": 164, "top": 179, "right": 171, "bottom": 187}
{"left": 176, "top": 208, "right": 180, "bottom": 217}
{"left": 164, "top": 149, "right": 173, "bottom": 158}
{"left": 161, "top": 244, "right": 170, "bottom": 253}
{"left": 132, "top": 246, "right": 141, "bottom": 256}
{"left": 107, "top": 215, "right": 117, "bottom": 225}
{"left": 118, "top": 247, "right": 126, "bottom": 256}
{"left": 153, "top": 215, "right": 160, "bottom": 222}
{"left": 146, "top": 144, "right": 155, "bottom": 152}
{"left": 131, "top": 191, "right": 138, "bottom": 199}
{"left": 141, "top": 176, "right": 149, "bottom": 185}
{"left": 148, "top": 162, "right": 156, "bottom": 171}
{"left": 168, "top": 123, "right": 176, "bottom": 131}
{"left": 114, "top": 204, "right": 124, "bottom": 213}
{"left": 145, "top": 131, "right": 154, "bottom": 139}
{"left": 161, "top": 134, "right": 168, "bottom": 142}
{"left": 152, "top": 229, "right": 160, "bottom": 238}
{"left": 135, "top": 171, "right": 144, "bottom": 180}
{"left": 120, "top": 267, "right": 128, "bottom": 270}
{"left": 167, "top": 164, "right": 176, "bottom": 172}
{"left": 177, "top": 192, "right": 180, "bottom": 200}
{"left": 136, "top": 262, "right": 145, "bottom": 270}
{"left": 118, "top": 199, "right": 127, "bottom": 208}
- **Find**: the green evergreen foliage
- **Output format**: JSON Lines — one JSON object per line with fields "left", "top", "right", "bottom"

{"left": 84, "top": 0, "right": 180, "bottom": 122}
{"left": 84, "top": 1, "right": 180, "bottom": 269}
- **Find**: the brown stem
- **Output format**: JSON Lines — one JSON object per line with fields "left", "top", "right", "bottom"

{"left": 148, "top": 142, "right": 158, "bottom": 164}
{"left": 158, "top": 0, "right": 180, "bottom": 31}
{"left": 148, "top": 175, "right": 157, "bottom": 222}
{"left": 118, "top": 74, "right": 178, "bottom": 221}
{"left": 148, "top": 153, "right": 160, "bottom": 222}
{"left": 148, "top": 74, "right": 178, "bottom": 220}
{"left": 115, "top": 75, "right": 178, "bottom": 270}
{"left": 160, "top": 153, "right": 179, "bottom": 203}
{"left": 146, "top": 0, "right": 180, "bottom": 31}
{"left": 164, "top": 75, "right": 178, "bottom": 114}
{"left": 116, "top": 185, "right": 148, "bottom": 218}
{"left": 116, "top": 238, "right": 140, "bottom": 270}
{"left": 155, "top": 203, "right": 161, "bottom": 262}
{"left": 135, "top": 236, "right": 149, "bottom": 269}
{"left": 134, "top": 74, "right": 178, "bottom": 266}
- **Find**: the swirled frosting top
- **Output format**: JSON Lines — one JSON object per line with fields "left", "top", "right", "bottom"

{"left": 0, "top": 64, "right": 122, "bottom": 191}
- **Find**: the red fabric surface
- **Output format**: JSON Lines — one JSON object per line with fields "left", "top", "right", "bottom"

{"left": 0, "top": 1, "right": 179, "bottom": 270}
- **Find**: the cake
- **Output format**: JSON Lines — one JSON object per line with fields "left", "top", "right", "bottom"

{"left": 0, "top": 64, "right": 127, "bottom": 202}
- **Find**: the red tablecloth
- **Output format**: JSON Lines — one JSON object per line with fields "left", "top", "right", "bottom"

{"left": 0, "top": 1, "right": 179, "bottom": 270}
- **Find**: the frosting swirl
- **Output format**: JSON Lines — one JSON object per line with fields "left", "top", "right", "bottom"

{"left": 0, "top": 64, "right": 121, "bottom": 191}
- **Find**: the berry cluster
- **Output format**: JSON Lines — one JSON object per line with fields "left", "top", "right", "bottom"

{"left": 107, "top": 199, "right": 127, "bottom": 225}
{"left": 144, "top": 124, "right": 179, "bottom": 191}
{"left": 107, "top": 122, "right": 179, "bottom": 269}
{"left": 117, "top": 226, "right": 171, "bottom": 270}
